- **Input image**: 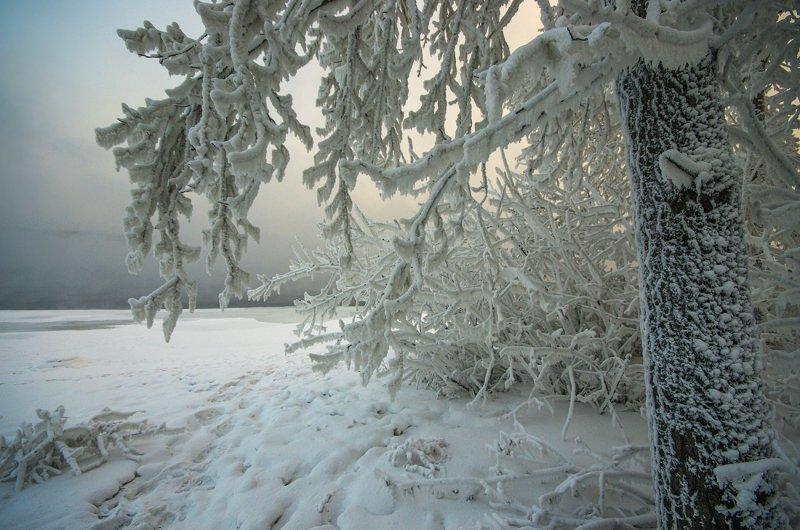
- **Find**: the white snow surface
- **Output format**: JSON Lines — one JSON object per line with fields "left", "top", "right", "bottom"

{"left": 0, "top": 308, "right": 647, "bottom": 529}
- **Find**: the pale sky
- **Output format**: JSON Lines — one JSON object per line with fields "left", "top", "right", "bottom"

{"left": 0, "top": 1, "right": 540, "bottom": 309}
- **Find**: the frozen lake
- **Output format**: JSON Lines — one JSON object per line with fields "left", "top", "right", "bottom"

{"left": 0, "top": 307, "right": 347, "bottom": 438}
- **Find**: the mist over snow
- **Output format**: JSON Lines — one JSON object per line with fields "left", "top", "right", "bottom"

{"left": 0, "top": 0, "right": 414, "bottom": 310}
{"left": 0, "top": 226, "right": 318, "bottom": 309}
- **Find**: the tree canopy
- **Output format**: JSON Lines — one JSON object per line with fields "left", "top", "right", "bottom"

{"left": 95, "top": 1, "right": 799, "bottom": 526}
{"left": 98, "top": 0, "right": 796, "bottom": 406}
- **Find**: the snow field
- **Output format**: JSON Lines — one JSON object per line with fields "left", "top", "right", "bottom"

{"left": 0, "top": 310, "right": 648, "bottom": 529}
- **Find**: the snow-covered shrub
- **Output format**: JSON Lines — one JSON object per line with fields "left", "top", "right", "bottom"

{"left": 382, "top": 422, "right": 656, "bottom": 529}
{"left": 0, "top": 407, "right": 171, "bottom": 491}
{"left": 252, "top": 153, "right": 645, "bottom": 413}
{"left": 388, "top": 437, "right": 448, "bottom": 478}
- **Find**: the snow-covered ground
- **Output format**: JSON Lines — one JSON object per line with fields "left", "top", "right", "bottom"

{"left": 0, "top": 309, "right": 648, "bottom": 529}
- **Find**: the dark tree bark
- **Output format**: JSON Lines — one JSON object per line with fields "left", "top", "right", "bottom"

{"left": 615, "top": 4, "right": 785, "bottom": 528}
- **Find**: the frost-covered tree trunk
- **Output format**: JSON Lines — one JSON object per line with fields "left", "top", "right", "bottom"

{"left": 616, "top": 31, "right": 784, "bottom": 530}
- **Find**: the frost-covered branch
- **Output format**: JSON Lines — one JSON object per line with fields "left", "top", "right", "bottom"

{"left": 0, "top": 407, "right": 174, "bottom": 491}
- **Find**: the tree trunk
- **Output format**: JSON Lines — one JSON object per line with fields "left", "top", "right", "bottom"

{"left": 615, "top": 24, "right": 785, "bottom": 530}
